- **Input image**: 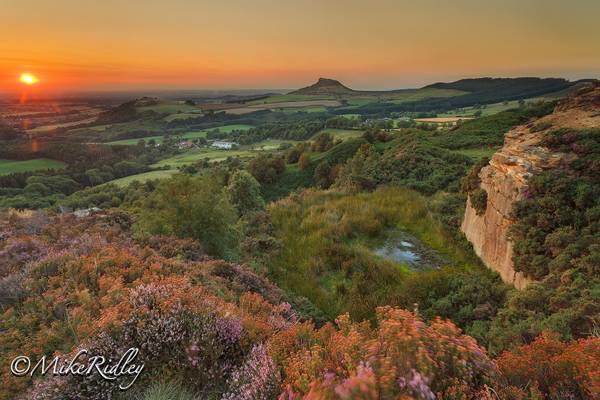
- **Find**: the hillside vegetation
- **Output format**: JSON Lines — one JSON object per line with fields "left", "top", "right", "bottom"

{"left": 1, "top": 81, "right": 599, "bottom": 400}
{"left": 2, "top": 211, "right": 597, "bottom": 400}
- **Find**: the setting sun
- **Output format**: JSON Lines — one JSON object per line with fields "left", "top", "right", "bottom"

{"left": 19, "top": 73, "right": 38, "bottom": 85}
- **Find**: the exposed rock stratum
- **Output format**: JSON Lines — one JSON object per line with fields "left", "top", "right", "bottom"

{"left": 461, "top": 85, "right": 600, "bottom": 289}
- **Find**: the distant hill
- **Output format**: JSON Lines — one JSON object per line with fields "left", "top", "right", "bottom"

{"left": 337, "top": 77, "right": 585, "bottom": 114}
{"left": 424, "top": 77, "right": 580, "bottom": 101}
{"left": 425, "top": 77, "right": 569, "bottom": 93}
{"left": 290, "top": 78, "right": 356, "bottom": 95}
{"left": 291, "top": 76, "right": 583, "bottom": 102}
{"left": 96, "top": 100, "right": 139, "bottom": 124}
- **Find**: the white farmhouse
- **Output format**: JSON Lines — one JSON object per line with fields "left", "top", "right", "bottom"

{"left": 211, "top": 141, "right": 236, "bottom": 150}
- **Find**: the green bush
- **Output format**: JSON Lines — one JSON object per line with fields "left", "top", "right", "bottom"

{"left": 227, "top": 170, "right": 265, "bottom": 216}
{"left": 430, "top": 101, "right": 555, "bottom": 149}
{"left": 469, "top": 188, "right": 488, "bottom": 215}
{"left": 134, "top": 174, "right": 240, "bottom": 260}
{"left": 336, "top": 137, "right": 471, "bottom": 195}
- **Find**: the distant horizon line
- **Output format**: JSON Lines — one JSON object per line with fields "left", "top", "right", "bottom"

{"left": 1, "top": 75, "right": 596, "bottom": 100}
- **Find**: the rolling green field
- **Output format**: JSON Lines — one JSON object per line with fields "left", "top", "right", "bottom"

{"left": 281, "top": 106, "right": 328, "bottom": 114}
{"left": 0, "top": 158, "right": 67, "bottom": 175}
{"left": 163, "top": 112, "right": 204, "bottom": 122}
{"left": 315, "top": 128, "right": 364, "bottom": 140}
{"left": 106, "top": 124, "right": 254, "bottom": 145}
{"left": 107, "top": 131, "right": 206, "bottom": 146}
{"left": 207, "top": 124, "right": 254, "bottom": 134}
{"left": 251, "top": 139, "right": 296, "bottom": 150}
{"left": 249, "top": 87, "right": 465, "bottom": 107}
{"left": 153, "top": 149, "right": 258, "bottom": 168}
{"left": 105, "top": 170, "right": 178, "bottom": 187}
{"left": 439, "top": 100, "right": 522, "bottom": 118}
{"left": 387, "top": 88, "right": 465, "bottom": 104}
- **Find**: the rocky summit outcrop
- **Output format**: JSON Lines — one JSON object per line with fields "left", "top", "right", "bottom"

{"left": 291, "top": 78, "right": 356, "bottom": 95}
{"left": 461, "top": 85, "right": 600, "bottom": 289}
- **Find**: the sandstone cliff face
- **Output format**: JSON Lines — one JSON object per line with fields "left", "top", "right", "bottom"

{"left": 461, "top": 85, "right": 600, "bottom": 289}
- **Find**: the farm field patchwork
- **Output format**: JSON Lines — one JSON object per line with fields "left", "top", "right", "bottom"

{"left": 224, "top": 100, "right": 341, "bottom": 114}
{"left": 68, "top": 119, "right": 166, "bottom": 141}
{"left": 249, "top": 87, "right": 465, "bottom": 106}
{"left": 414, "top": 117, "right": 474, "bottom": 123}
{"left": 194, "top": 87, "right": 467, "bottom": 115}
{"left": 1, "top": 103, "right": 105, "bottom": 134}
{"left": 28, "top": 116, "right": 100, "bottom": 133}
{"left": 250, "top": 100, "right": 341, "bottom": 108}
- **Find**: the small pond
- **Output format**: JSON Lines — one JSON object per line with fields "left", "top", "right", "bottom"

{"left": 372, "top": 231, "right": 446, "bottom": 271}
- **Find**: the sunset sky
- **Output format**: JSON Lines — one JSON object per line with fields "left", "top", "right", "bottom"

{"left": 1, "top": 0, "right": 599, "bottom": 93}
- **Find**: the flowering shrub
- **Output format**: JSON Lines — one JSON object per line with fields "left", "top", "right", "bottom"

{"left": 20, "top": 276, "right": 284, "bottom": 399}
{"left": 0, "top": 237, "right": 44, "bottom": 276}
{"left": 222, "top": 344, "right": 281, "bottom": 400}
{"left": 273, "top": 307, "right": 499, "bottom": 399}
{"left": 289, "top": 363, "right": 379, "bottom": 400}
{"left": 2, "top": 209, "right": 599, "bottom": 400}
{"left": 0, "top": 212, "right": 295, "bottom": 400}
{"left": 142, "top": 234, "right": 206, "bottom": 261}
{"left": 497, "top": 332, "right": 600, "bottom": 399}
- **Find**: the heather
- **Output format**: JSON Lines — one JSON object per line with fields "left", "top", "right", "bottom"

{"left": 272, "top": 308, "right": 499, "bottom": 399}
{"left": 497, "top": 332, "right": 600, "bottom": 399}
{"left": 0, "top": 206, "right": 598, "bottom": 399}
{"left": 0, "top": 211, "right": 290, "bottom": 399}
{"left": 0, "top": 211, "right": 496, "bottom": 399}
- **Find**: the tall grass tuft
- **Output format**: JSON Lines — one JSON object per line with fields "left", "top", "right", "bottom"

{"left": 268, "top": 186, "right": 482, "bottom": 321}
{"left": 128, "top": 382, "right": 196, "bottom": 400}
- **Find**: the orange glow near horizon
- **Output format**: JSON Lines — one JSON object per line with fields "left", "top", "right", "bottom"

{"left": 1, "top": 1, "right": 599, "bottom": 93}
{"left": 19, "top": 73, "right": 38, "bottom": 85}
